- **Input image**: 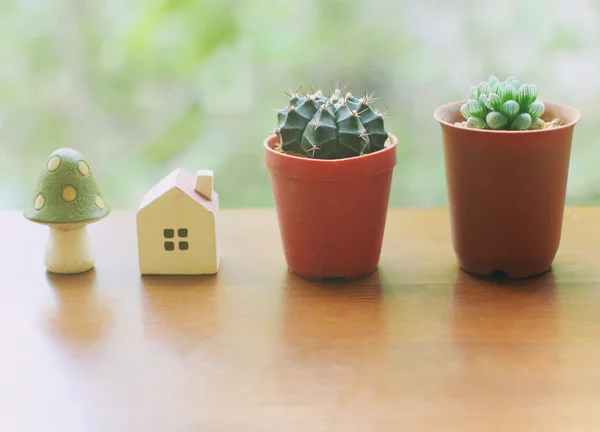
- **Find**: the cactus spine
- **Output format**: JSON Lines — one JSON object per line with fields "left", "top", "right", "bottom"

{"left": 275, "top": 87, "right": 389, "bottom": 159}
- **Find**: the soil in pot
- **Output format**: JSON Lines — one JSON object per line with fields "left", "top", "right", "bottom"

{"left": 454, "top": 118, "right": 562, "bottom": 129}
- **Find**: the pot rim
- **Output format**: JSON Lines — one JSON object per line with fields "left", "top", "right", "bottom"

{"left": 263, "top": 133, "right": 398, "bottom": 163}
{"left": 263, "top": 133, "right": 397, "bottom": 181}
{"left": 434, "top": 99, "right": 581, "bottom": 134}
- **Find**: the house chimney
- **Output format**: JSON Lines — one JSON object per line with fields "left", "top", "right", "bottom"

{"left": 195, "top": 170, "right": 213, "bottom": 200}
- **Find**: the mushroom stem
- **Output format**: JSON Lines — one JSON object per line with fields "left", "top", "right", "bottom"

{"left": 45, "top": 223, "right": 95, "bottom": 274}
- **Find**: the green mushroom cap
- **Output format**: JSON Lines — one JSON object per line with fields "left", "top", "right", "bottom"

{"left": 24, "top": 148, "right": 110, "bottom": 224}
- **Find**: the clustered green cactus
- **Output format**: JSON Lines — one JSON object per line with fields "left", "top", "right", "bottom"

{"left": 461, "top": 76, "right": 546, "bottom": 130}
{"left": 275, "top": 87, "right": 389, "bottom": 159}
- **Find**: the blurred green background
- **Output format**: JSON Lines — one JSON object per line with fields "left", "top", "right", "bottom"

{"left": 1, "top": 0, "right": 597, "bottom": 209}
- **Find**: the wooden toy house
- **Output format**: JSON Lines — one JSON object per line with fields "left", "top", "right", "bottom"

{"left": 136, "top": 168, "right": 220, "bottom": 275}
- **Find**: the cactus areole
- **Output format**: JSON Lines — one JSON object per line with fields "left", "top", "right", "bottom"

{"left": 265, "top": 85, "right": 397, "bottom": 280}
{"left": 275, "top": 87, "right": 390, "bottom": 159}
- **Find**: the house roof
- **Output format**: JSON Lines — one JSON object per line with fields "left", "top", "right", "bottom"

{"left": 138, "top": 168, "right": 217, "bottom": 213}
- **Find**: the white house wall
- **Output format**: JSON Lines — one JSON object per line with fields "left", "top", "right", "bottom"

{"left": 137, "top": 188, "right": 218, "bottom": 275}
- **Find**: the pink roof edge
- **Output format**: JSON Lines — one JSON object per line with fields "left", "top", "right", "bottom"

{"left": 138, "top": 168, "right": 218, "bottom": 213}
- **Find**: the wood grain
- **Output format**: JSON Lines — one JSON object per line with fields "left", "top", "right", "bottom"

{"left": 2, "top": 208, "right": 600, "bottom": 431}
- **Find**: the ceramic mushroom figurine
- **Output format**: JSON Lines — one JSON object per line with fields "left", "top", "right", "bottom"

{"left": 24, "top": 148, "right": 110, "bottom": 274}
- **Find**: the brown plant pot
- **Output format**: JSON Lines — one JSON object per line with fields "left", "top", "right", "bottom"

{"left": 264, "top": 134, "right": 397, "bottom": 280}
{"left": 434, "top": 100, "right": 581, "bottom": 278}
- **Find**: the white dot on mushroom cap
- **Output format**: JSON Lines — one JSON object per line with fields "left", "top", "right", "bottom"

{"left": 47, "top": 156, "right": 61, "bottom": 172}
{"left": 34, "top": 194, "right": 45, "bottom": 210}
{"left": 62, "top": 186, "right": 77, "bottom": 202}
{"left": 95, "top": 195, "right": 105, "bottom": 209}
{"left": 78, "top": 161, "right": 90, "bottom": 176}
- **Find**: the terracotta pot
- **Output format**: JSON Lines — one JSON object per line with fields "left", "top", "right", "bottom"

{"left": 434, "top": 100, "right": 581, "bottom": 278}
{"left": 264, "top": 134, "right": 397, "bottom": 279}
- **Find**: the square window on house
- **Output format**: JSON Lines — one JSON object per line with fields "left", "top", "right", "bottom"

{"left": 164, "top": 229, "right": 174, "bottom": 238}
{"left": 164, "top": 241, "right": 175, "bottom": 251}
{"left": 178, "top": 228, "right": 188, "bottom": 237}
{"left": 179, "top": 241, "right": 189, "bottom": 251}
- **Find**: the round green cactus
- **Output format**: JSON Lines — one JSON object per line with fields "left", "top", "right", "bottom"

{"left": 275, "top": 86, "right": 389, "bottom": 159}
{"left": 460, "top": 76, "right": 546, "bottom": 131}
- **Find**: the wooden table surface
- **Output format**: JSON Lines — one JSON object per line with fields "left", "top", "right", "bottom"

{"left": 2, "top": 208, "right": 600, "bottom": 431}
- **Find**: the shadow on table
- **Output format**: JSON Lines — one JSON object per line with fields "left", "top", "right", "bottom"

{"left": 278, "top": 269, "right": 388, "bottom": 368}
{"left": 267, "top": 271, "right": 390, "bottom": 406}
{"left": 44, "top": 269, "right": 114, "bottom": 353}
{"left": 450, "top": 269, "right": 560, "bottom": 384}
{"left": 140, "top": 275, "right": 221, "bottom": 356}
